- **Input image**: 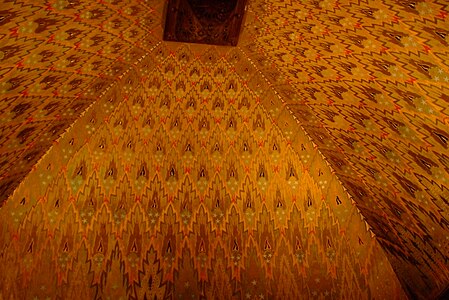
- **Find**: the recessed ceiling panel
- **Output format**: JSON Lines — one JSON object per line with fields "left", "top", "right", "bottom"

{"left": 163, "top": 0, "right": 247, "bottom": 46}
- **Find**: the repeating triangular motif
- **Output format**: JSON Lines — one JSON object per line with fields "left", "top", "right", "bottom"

{"left": 0, "top": 44, "right": 403, "bottom": 298}
{"left": 0, "top": 0, "right": 448, "bottom": 299}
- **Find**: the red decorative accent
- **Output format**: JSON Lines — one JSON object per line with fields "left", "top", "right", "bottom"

{"left": 436, "top": 10, "right": 448, "bottom": 19}
{"left": 406, "top": 77, "right": 417, "bottom": 84}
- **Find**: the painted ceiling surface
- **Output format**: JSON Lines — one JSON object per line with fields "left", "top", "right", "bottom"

{"left": 0, "top": 44, "right": 404, "bottom": 299}
{"left": 244, "top": 0, "right": 449, "bottom": 298}
{"left": 0, "top": 0, "right": 447, "bottom": 300}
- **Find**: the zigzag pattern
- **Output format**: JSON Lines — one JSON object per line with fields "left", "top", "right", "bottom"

{"left": 1, "top": 0, "right": 449, "bottom": 299}
{"left": 0, "top": 46, "right": 404, "bottom": 299}
{"left": 0, "top": 0, "right": 163, "bottom": 203}
{"left": 245, "top": 0, "right": 449, "bottom": 298}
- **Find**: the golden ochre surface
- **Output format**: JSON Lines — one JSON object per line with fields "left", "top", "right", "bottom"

{"left": 0, "top": 0, "right": 448, "bottom": 299}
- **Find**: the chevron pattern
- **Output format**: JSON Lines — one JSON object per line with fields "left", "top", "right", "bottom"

{"left": 239, "top": 0, "right": 449, "bottom": 298}
{"left": 0, "top": 44, "right": 404, "bottom": 299}
{"left": 0, "top": 0, "right": 448, "bottom": 299}
{"left": 0, "top": 0, "right": 162, "bottom": 203}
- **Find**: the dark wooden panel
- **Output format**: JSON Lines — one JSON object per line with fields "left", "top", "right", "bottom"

{"left": 163, "top": 0, "right": 247, "bottom": 46}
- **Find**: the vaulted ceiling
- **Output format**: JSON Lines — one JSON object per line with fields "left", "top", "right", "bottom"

{"left": 0, "top": 0, "right": 448, "bottom": 299}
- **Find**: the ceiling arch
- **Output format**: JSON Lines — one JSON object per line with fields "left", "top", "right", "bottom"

{"left": 0, "top": 0, "right": 448, "bottom": 299}
{"left": 242, "top": 1, "right": 449, "bottom": 298}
